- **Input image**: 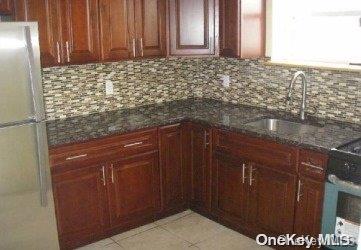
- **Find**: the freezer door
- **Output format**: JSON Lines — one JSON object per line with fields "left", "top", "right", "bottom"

{"left": 0, "top": 23, "right": 45, "bottom": 125}
{"left": 0, "top": 122, "right": 60, "bottom": 250}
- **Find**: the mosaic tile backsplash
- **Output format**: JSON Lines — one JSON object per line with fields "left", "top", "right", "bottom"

{"left": 42, "top": 57, "right": 361, "bottom": 124}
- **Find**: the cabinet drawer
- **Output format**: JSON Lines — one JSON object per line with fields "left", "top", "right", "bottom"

{"left": 299, "top": 149, "right": 328, "bottom": 181}
{"left": 213, "top": 129, "right": 298, "bottom": 173}
{"left": 50, "top": 128, "right": 158, "bottom": 168}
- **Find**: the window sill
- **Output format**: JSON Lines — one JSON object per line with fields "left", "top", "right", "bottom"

{"left": 264, "top": 60, "right": 361, "bottom": 73}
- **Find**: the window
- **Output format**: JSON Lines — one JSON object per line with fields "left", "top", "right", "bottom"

{"left": 267, "top": 0, "right": 361, "bottom": 67}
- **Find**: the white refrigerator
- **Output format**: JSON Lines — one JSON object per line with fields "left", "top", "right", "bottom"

{"left": 0, "top": 22, "right": 60, "bottom": 250}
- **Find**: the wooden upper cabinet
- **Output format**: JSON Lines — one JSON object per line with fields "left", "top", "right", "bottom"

{"left": 107, "top": 153, "right": 161, "bottom": 229}
{"left": 14, "top": 0, "right": 62, "bottom": 67}
{"left": 99, "top": 0, "right": 135, "bottom": 61}
{"left": 134, "top": 0, "right": 166, "bottom": 57}
{"left": 0, "top": 0, "right": 13, "bottom": 15}
{"left": 168, "top": 0, "right": 219, "bottom": 56}
{"left": 60, "top": 0, "right": 100, "bottom": 64}
{"left": 219, "top": 0, "right": 265, "bottom": 58}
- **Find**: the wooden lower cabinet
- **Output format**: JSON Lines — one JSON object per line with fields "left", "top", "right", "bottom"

{"left": 247, "top": 163, "right": 297, "bottom": 236}
{"left": 52, "top": 164, "right": 107, "bottom": 249}
{"left": 294, "top": 177, "right": 324, "bottom": 237}
{"left": 212, "top": 152, "right": 248, "bottom": 227}
{"left": 190, "top": 124, "right": 212, "bottom": 214}
{"left": 159, "top": 124, "right": 189, "bottom": 215}
{"left": 107, "top": 152, "right": 161, "bottom": 229}
{"left": 50, "top": 126, "right": 327, "bottom": 249}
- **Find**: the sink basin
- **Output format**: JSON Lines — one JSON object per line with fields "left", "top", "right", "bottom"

{"left": 246, "top": 118, "right": 321, "bottom": 134}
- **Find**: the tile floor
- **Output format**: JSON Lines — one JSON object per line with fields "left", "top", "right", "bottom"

{"left": 77, "top": 210, "right": 273, "bottom": 250}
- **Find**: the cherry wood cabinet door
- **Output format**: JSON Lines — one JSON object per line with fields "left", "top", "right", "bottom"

{"left": 294, "top": 177, "right": 324, "bottom": 237}
{"left": 14, "top": 0, "right": 62, "bottom": 67}
{"left": 52, "top": 164, "right": 107, "bottom": 249}
{"left": 159, "top": 124, "right": 188, "bottom": 214}
{"left": 212, "top": 152, "right": 249, "bottom": 227}
{"left": 107, "top": 153, "right": 161, "bottom": 229}
{"left": 219, "top": 0, "right": 265, "bottom": 58}
{"left": 60, "top": 0, "right": 100, "bottom": 64}
{"left": 168, "top": 0, "right": 219, "bottom": 56}
{"left": 0, "top": 0, "right": 13, "bottom": 15}
{"left": 248, "top": 164, "right": 297, "bottom": 236}
{"left": 99, "top": 0, "right": 135, "bottom": 61}
{"left": 190, "top": 124, "right": 212, "bottom": 214}
{"left": 134, "top": 0, "right": 166, "bottom": 57}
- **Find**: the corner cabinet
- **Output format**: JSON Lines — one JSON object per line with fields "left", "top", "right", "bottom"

{"left": 189, "top": 123, "right": 212, "bottom": 214}
{"left": 219, "top": 0, "right": 265, "bottom": 58}
{"left": 159, "top": 124, "right": 190, "bottom": 215}
{"left": 168, "top": 0, "right": 219, "bottom": 56}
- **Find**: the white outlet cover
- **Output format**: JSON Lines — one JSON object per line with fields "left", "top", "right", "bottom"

{"left": 105, "top": 80, "right": 114, "bottom": 95}
{"left": 220, "top": 75, "right": 231, "bottom": 88}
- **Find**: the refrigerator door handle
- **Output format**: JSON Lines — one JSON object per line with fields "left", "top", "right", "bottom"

{"left": 35, "top": 123, "right": 50, "bottom": 207}
{"left": 24, "top": 26, "right": 46, "bottom": 122}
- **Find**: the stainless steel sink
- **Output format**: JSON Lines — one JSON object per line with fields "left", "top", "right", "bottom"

{"left": 245, "top": 118, "right": 321, "bottom": 134}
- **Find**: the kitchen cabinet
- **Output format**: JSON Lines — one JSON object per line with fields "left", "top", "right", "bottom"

{"left": 99, "top": 0, "right": 166, "bottom": 61}
{"left": 15, "top": 0, "right": 100, "bottom": 66}
{"left": 50, "top": 124, "right": 327, "bottom": 249}
{"left": 159, "top": 124, "right": 189, "bottom": 215}
{"left": 14, "top": 0, "right": 62, "bottom": 67}
{"left": 212, "top": 152, "right": 248, "bottom": 227}
{"left": 168, "top": 0, "right": 219, "bottom": 56}
{"left": 60, "top": 0, "right": 100, "bottom": 64}
{"left": 219, "top": 0, "right": 265, "bottom": 58}
{"left": 134, "top": 0, "right": 166, "bottom": 57}
{"left": 294, "top": 150, "right": 327, "bottom": 238}
{"left": 107, "top": 152, "right": 161, "bottom": 229}
{"left": 99, "top": 0, "right": 135, "bottom": 60}
{"left": 190, "top": 124, "right": 212, "bottom": 214}
{"left": 0, "top": 0, "right": 13, "bottom": 15}
{"left": 294, "top": 177, "right": 324, "bottom": 237}
{"left": 52, "top": 164, "right": 107, "bottom": 249}
{"left": 247, "top": 164, "right": 297, "bottom": 235}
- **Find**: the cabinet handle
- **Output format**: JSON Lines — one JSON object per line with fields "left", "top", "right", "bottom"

{"left": 101, "top": 166, "right": 106, "bottom": 186}
{"left": 65, "top": 41, "right": 70, "bottom": 62}
{"left": 249, "top": 165, "right": 256, "bottom": 186}
{"left": 297, "top": 179, "right": 303, "bottom": 202}
{"left": 132, "top": 39, "right": 136, "bottom": 58}
{"left": 204, "top": 131, "right": 209, "bottom": 148}
{"left": 110, "top": 164, "right": 114, "bottom": 183}
{"left": 66, "top": 154, "right": 87, "bottom": 160}
{"left": 140, "top": 38, "right": 144, "bottom": 57}
{"left": 56, "top": 42, "right": 61, "bottom": 63}
{"left": 301, "top": 162, "right": 324, "bottom": 172}
{"left": 242, "top": 163, "right": 247, "bottom": 184}
{"left": 124, "top": 141, "right": 143, "bottom": 148}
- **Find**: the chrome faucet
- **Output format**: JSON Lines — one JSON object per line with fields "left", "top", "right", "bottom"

{"left": 286, "top": 71, "right": 308, "bottom": 121}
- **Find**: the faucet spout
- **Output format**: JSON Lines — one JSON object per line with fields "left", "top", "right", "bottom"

{"left": 286, "top": 71, "right": 308, "bottom": 121}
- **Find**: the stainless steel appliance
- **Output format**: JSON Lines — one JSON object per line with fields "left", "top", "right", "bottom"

{"left": 0, "top": 23, "right": 60, "bottom": 250}
{"left": 322, "top": 138, "right": 361, "bottom": 250}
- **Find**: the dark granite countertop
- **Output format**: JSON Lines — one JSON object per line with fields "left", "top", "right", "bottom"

{"left": 47, "top": 99, "right": 361, "bottom": 153}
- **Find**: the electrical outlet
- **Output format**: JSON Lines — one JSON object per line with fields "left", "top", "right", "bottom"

{"left": 105, "top": 80, "right": 114, "bottom": 95}
{"left": 220, "top": 75, "right": 231, "bottom": 88}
